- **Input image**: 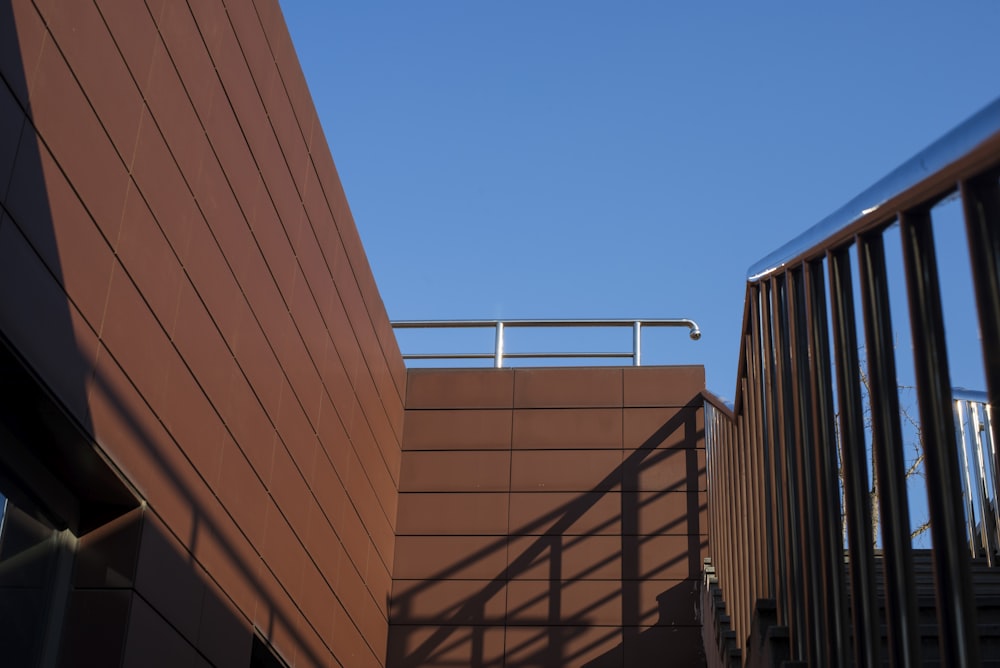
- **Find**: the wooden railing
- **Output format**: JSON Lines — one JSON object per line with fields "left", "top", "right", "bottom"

{"left": 704, "top": 96, "right": 1000, "bottom": 666}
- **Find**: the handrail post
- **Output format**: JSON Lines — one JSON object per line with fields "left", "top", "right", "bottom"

{"left": 494, "top": 321, "right": 504, "bottom": 368}
{"left": 633, "top": 321, "right": 641, "bottom": 366}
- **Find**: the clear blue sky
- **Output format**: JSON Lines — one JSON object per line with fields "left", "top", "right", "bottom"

{"left": 280, "top": 2, "right": 1000, "bottom": 398}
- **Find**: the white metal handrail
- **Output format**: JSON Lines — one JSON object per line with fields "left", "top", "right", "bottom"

{"left": 953, "top": 388, "right": 1000, "bottom": 563}
{"left": 390, "top": 318, "right": 701, "bottom": 368}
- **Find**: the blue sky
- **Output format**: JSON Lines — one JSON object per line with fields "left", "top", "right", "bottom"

{"left": 280, "top": 2, "right": 1000, "bottom": 398}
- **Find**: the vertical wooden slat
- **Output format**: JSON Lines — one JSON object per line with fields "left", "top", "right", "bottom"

{"left": 761, "top": 279, "right": 787, "bottom": 624}
{"left": 828, "top": 247, "right": 879, "bottom": 667}
{"left": 804, "top": 258, "right": 849, "bottom": 668}
{"left": 772, "top": 274, "right": 806, "bottom": 659}
{"left": 736, "top": 413, "right": 748, "bottom": 644}
{"left": 734, "top": 408, "right": 746, "bottom": 642}
{"left": 740, "top": 370, "right": 760, "bottom": 613}
{"left": 750, "top": 285, "right": 775, "bottom": 598}
{"left": 707, "top": 404, "right": 717, "bottom": 593}
{"left": 722, "top": 410, "right": 739, "bottom": 640}
{"left": 857, "top": 230, "right": 921, "bottom": 667}
{"left": 899, "top": 207, "right": 981, "bottom": 667}
{"left": 787, "top": 266, "right": 821, "bottom": 665}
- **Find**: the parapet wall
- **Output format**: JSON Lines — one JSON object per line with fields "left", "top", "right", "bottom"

{"left": 390, "top": 366, "right": 708, "bottom": 667}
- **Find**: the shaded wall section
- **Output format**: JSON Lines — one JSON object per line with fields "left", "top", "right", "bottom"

{"left": 0, "top": 0, "right": 405, "bottom": 665}
{"left": 390, "top": 366, "right": 708, "bottom": 667}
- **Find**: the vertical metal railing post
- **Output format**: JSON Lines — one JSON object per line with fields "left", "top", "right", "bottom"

{"left": 633, "top": 321, "right": 641, "bottom": 366}
{"left": 899, "top": 208, "right": 981, "bottom": 667}
{"left": 971, "top": 406, "right": 995, "bottom": 560}
{"left": 857, "top": 230, "right": 921, "bottom": 667}
{"left": 494, "top": 321, "right": 504, "bottom": 368}
{"left": 982, "top": 403, "right": 1000, "bottom": 555}
{"left": 955, "top": 399, "right": 981, "bottom": 557}
{"left": 828, "top": 247, "right": 880, "bottom": 667}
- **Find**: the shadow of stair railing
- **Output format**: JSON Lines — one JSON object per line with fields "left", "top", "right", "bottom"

{"left": 389, "top": 398, "right": 708, "bottom": 667}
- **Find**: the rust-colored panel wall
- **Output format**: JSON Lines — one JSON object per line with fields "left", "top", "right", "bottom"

{"left": 391, "top": 367, "right": 708, "bottom": 668}
{"left": 1, "top": 0, "right": 404, "bottom": 665}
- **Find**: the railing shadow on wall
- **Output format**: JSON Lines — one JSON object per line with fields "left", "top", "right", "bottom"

{"left": 389, "top": 399, "right": 708, "bottom": 668}
{"left": 704, "top": 96, "right": 1000, "bottom": 667}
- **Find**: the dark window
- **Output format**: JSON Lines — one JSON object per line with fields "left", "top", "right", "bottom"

{"left": 0, "top": 488, "right": 74, "bottom": 666}
{"left": 250, "top": 634, "right": 291, "bottom": 668}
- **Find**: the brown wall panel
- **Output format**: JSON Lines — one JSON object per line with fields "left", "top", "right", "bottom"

{"left": 633, "top": 579, "right": 701, "bottom": 627}
{"left": 506, "top": 579, "right": 623, "bottom": 626}
{"left": 635, "top": 534, "right": 709, "bottom": 580}
{"left": 43, "top": 0, "right": 144, "bottom": 163}
{"left": 622, "top": 448, "right": 707, "bottom": 493}
{"left": 198, "top": 578, "right": 255, "bottom": 668}
{"left": 399, "top": 451, "right": 512, "bottom": 492}
{"left": 393, "top": 535, "right": 509, "bottom": 581}
{"left": 92, "top": 0, "right": 157, "bottom": 91}
{"left": 30, "top": 38, "right": 131, "bottom": 231}
{"left": 59, "top": 590, "right": 134, "bottom": 668}
{"left": 115, "top": 188, "right": 185, "bottom": 331}
{"left": 216, "top": 434, "right": 269, "bottom": 548}
{"left": 513, "top": 367, "right": 623, "bottom": 408}
{"left": 406, "top": 368, "right": 515, "bottom": 409}
{"left": 396, "top": 493, "right": 510, "bottom": 536}
{"left": 386, "top": 625, "right": 507, "bottom": 668}
{"left": 623, "top": 626, "right": 706, "bottom": 668}
{"left": 1, "top": 0, "right": 42, "bottom": 107}
{"left": 135, "top": 513, "right": 208, "bottom": 645}
{"left": 390, "top": 579, "right": 508, "bottom": 626}
{"left": 509, "top": 491, "right": 623, "bottom": 537}
{"left": 505, "top": 625, "right": 622, "bottom": 667}
{"left": 631, "top": 490, "right": 708, "bottom": 536}
{"left": 21, "top": 146, "right": 115, "bottom": 331}
{"left": 0, "top": 82, "right": 22, "bottom": 192}
{"left": 273, "top": 395, "right": 320, "bottom": 483}
{"left": 507, "top": 535, "right": 622, "bottom": 581}
{"left": 623, "top": 365, "right": 706, "bottom": 407}
{"left": 510, "top": 449, "right": 623, "bottom": 492}
{"left": 122, "top": 595, "right": 212, "bottom": 668}
{"left": 402, "top": 409, "right": 513, "bottom": 451}
{"left": 392, "top": 366, "right": 707, "bottom": 667}
{"left": 512, "top": 407, "right": 623, "bottom": 450}
{"left": 623, "top": 405, "right": 704, "bottom": 449}
{"left": 0, "top": 222, "right": 99, "bottom": 425}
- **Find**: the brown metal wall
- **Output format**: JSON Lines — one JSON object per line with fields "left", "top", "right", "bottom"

{"left": 391, "top": 367, "right": 708, "bottom": 667}
{"left": 0, "top": 0, "right": 404, "bottom": 665}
